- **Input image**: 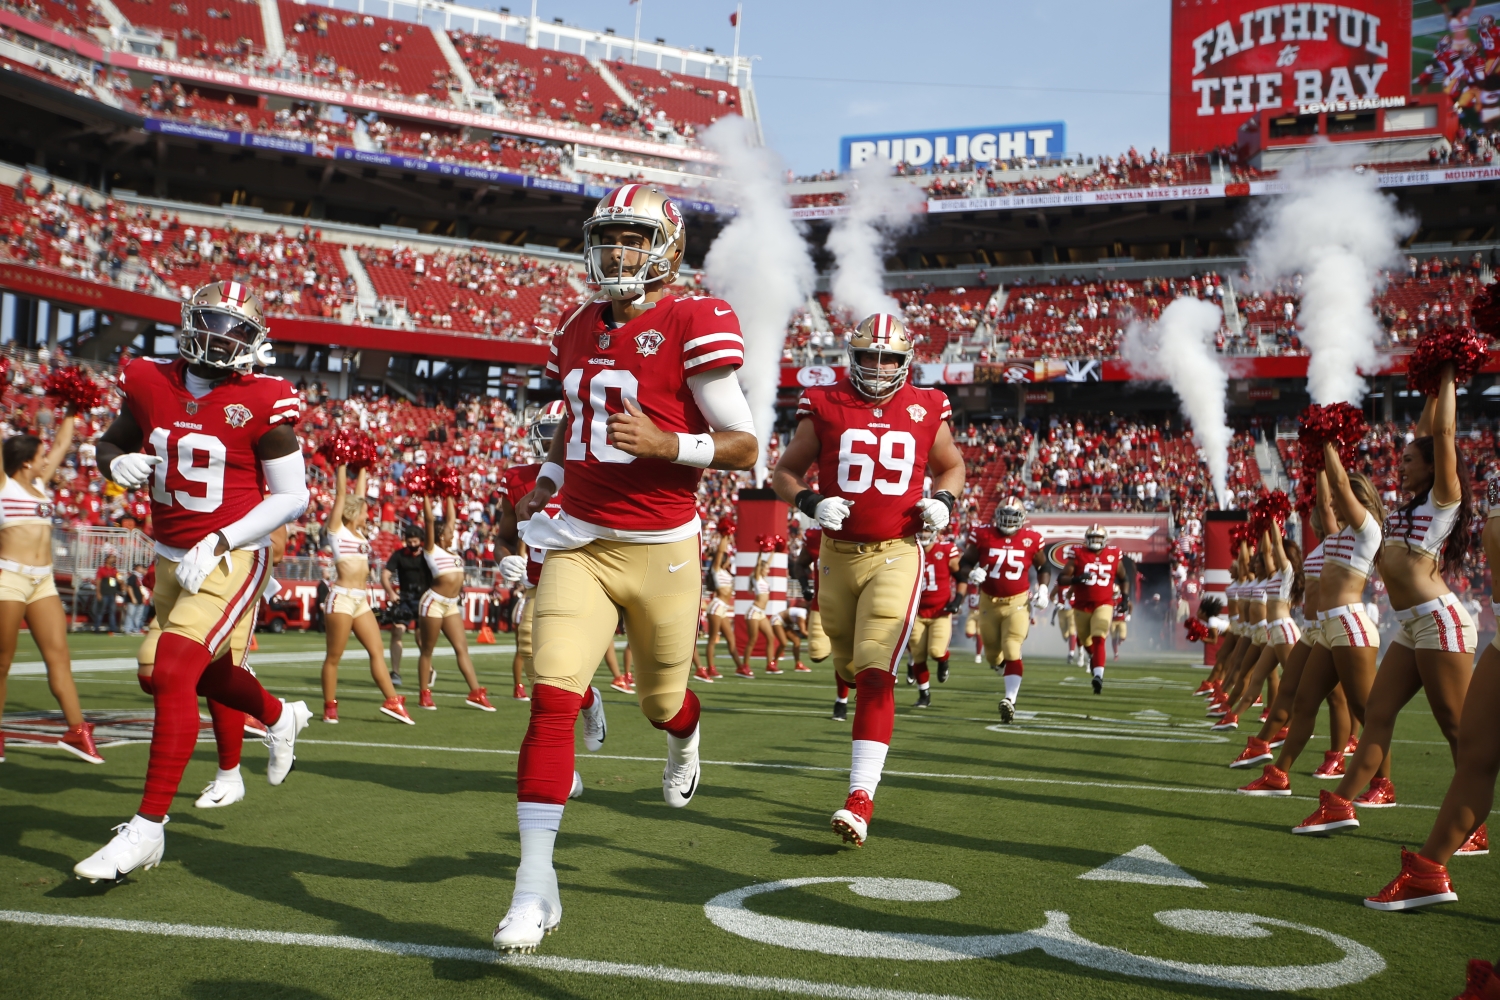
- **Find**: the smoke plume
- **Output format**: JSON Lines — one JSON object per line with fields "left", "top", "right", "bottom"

{"left": 1246, "top": 148, "right": 1415, "bottom": 405}
{"left": 1123, "top": 296, "right": 1232, "bottom": 507}
{"left": 827, "top": 161, "right": 924, "bottom": 321}
{"left": 702, "top": 116, "right": 815, "bottom": 476}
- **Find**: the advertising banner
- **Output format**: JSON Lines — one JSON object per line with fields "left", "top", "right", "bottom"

{"left": 1412, "top": 2, "right": 1500, "bottom": 132}
{"left": 1169, "top": 1, "right": 1411, "bottom": 152}
{"left": 840, "top": 122, "right": 1066, "bottom": 171}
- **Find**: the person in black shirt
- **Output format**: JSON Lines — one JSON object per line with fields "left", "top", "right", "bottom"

{"left": 382, "top": 528, "right": 431, "bottom": 687}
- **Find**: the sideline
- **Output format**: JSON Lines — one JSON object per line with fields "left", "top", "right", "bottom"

{"left": 0, "top": 910, "right": 976, "bottom": 1000}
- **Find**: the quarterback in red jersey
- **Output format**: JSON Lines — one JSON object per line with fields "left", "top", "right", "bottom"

{"left": 493, "top": 184, "right": 758, "bottom": 952}
{"left": 774, "top": 313, "right": 965, "bottom": 847}
{"left": 909, "top": 530, "right": 960, "bottom": 708}
{"left": 1059, "top": 524, "right": 1128, "bottom": 695}
{"left": 76, "top": 281, "right": 312, "bottom": 882}
{"left": 958, "top": 498, "right": 1051, "bottom": 722}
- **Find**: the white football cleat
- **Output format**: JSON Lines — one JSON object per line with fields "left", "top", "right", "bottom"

{"left": 264, "top": 699, "right": 312, "bottom": 786}
{"left": 74, "top": 816, "right": 166, "bottom": 882}
{"left": 581, "top": 686, "right": 607, "bottom": 752}
{"left": 662, "top": 726, "right": 701, "bottom": 808}
{"left": 493, "top": 891, "right": 561, "bottom": 953}
{"left": 195, "top": 772, "right": 245, "bottom": 809}
{"left": 569, "top": 771, "right": 584, "bottom": 800}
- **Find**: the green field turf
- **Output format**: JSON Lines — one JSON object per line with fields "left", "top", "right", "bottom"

{"left": 1, "top": 632, "right": 1497, "bottom": 999}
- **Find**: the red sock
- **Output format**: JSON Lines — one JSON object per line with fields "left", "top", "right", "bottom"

{"left": 851, "top": 670, "right": 895, "bottom": 744}
{"left": 517, "top": 683, "right": 583, "bottom": 805}
{"left": 581, "top": 686, "right": 596, "bottom": 709}
{"left": 651, "top": 688, "right": 700, "bottom": 739}
{"left": 198, "top": 651, "right": 282, "bottom": 725}
{"left": 1068, "top": 636, "right": 1078, "bottom": 653}
{"left": 140, "top": 633, "right": 214, "bottom": 816}
{"left": 207, "top": 700, "right": 245, "bottom": 770}
{"left": 138, "top": 673, "right": 155, "bottom": 695}
{"left": 836, "top": 677, "right": 850, "bottom": 700}
{"left": 1003, "top": 659, "right": 1023, "bottom": 676}
{"left": 915, "top": 666, "right": 930, "bottom": 685}
{"left": 1090, "top": 637, "right": 1106, "bottom": 669}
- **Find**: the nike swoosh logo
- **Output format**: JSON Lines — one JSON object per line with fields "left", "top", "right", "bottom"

{"left": 886, "top": 557, "right": 900, "bottom": 564}
{"left": 714, "top": 307, "right": 732, "bottom": 316}
{"left": 667, "top": 561, "right": 690, "bottom": 573}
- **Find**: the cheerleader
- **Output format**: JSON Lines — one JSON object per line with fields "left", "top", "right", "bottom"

{"left": 739, "top": 551, "right": 782, "bottom": 676}
{"left": 0, "top": 409, "right": 102, "bottom": 764}
{"left": 698, "top": 532, "right": 736, "bottom": 683}
{"left": 318, "top": 464, "right": 412, "bottom": 725}
{"left": 1203, "top": 542, "right": 1250, "bottom": 713}
{"left": 416, "top": 495, "right": 492, "bottom": 711}
{"left": 1302, "top": 367, "right": 1476, "bottom": 833}
{"left": 1241, "top": 439, "right": 1385, "bottom": 798}
{"left": 1216, "top": 523, "right": 1300, "bottom": 730}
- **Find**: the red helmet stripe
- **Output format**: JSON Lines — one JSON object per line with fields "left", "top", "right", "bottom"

{"left": 612, "top": 184, "right": 640, "bottom": 209}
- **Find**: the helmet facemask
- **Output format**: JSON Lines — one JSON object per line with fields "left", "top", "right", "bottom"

{"left": 1085, "top": 527, "right": 1107, "bottom": 551}
{"left": 180, "top": 302, "right": 266, "bottom": 373}
{"left": 849, "top": 347, "right": 911, "bottom": 400}
{"left": 527, "top": 404, "right": 566, "bottom": 456}
{"left": 994, "top": 503, "right": 1025, "bottom": 536}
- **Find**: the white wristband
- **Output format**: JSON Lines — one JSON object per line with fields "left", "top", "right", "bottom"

{"left": 538, "top": 462, "right": 565, "bottom": 489}
{"left": 674, "top": 432, "right": 715, "bottom": 469}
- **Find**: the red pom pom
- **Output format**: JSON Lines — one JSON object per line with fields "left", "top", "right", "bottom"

{"left": 44, "top": 366, "right": 107, "bottom": 411}
{"left": 0, "top": 356, "right": 11, "bottom": 399}
{"left": 716, "top": 517, "right": 736, "bottom": 537}
{"left": 1405, "top": 326, "right": 1487, "bottom": 396}
{"left": 403, "top": 465, "right": 436, "bottom": 497}
{"left": 434, "top": 465, "right": 467, "bottom": 499}
{"left": 1296, "top": 403, "right": 1367, "bottom": 474}
{"left": 1472, "top": 281, "right": 1500, "bottom": 338}
{"left": 1250, "top": 490, "right": 1290, "bottom": 534}
{"left": 1185, "top": 618, "right": 1210, "bottom": 642}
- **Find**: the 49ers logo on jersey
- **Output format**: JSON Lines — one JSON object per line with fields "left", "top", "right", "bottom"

{"left": 223, "top": 403, "right": 253, "bottom": 428}
{"left": 635, "top": 330, "right": 664, "bottom": 356}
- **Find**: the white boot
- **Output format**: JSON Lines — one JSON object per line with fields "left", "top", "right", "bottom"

{"left": 264, "top": 699, "right": 312, "bottom": 785}
{"left": 74, "top": 815, "right": 167, "bottom": 882}
{"left": 662, "top": 725, "right": 701, "bottom": 808}
{"left": 195, "top": 767, "right": 246, "bottom": 808}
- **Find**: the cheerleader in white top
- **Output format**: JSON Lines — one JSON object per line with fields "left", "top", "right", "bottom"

{"left": 318, "top": 464, "right": 412, "bottom": 726}
{"left": 697, "top": 529, "right": 737, "bottom": 684}
{"left": 1310, "top": 367, "right": 1478, "bottom": 836}
{"left": 740, "top": 551, "right": 784, "bottom": 676}
{"left": 1203, "top": 540, "right": 1251, "bottom": 712}
{"left": 0, "top": 410, "right": 103, "bottom": 765}
{"left": 1217, "top": 518, "right": 1303, "bottom": 731}
{"left": 417, "top": 494, "right": 492, "bottom": 711}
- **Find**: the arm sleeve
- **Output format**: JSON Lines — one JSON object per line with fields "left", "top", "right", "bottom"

{"left": 219, "top": 450, "right": 311, "bottom": 549}
{"left": 686, "top": 367, "right": 755, "bottom": 434}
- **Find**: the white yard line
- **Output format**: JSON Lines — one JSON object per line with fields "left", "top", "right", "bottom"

{"left": 0, "top": 910, "right": 974, "bottom": 1000}
{"left": 6, "top": 645, "right": 517, "bottom": 676}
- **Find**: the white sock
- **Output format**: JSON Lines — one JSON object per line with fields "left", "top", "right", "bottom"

{"left": 216, "top": 766, "right": 242, "bottom": 783}
{"left": 130, "top": 814, "right": 165, "bottom": 835}
{"left": 849, "top": 739, "right": 889, "bottom": 798}
{"left": 1003, "top": 675, "right": 1021, "bottom": 702}
{"left": 1092, "top": 667, "right": 1104, "bottom": 679}
{"left": 918, "top": 681, "right": 930, "bottom": 692}
{"left": 515, "top": 802, "right": 564, "bottom": 906}
{"left": 667, "top": 724, "right": 700, "bottom": 766}
{"left": 834, "top": 696, "right": 848, "bottom": 705}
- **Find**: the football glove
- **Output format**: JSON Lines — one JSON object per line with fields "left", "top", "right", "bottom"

{"left": 176, "top": 534, "right": 232, "bottom": 595}
{"left": 498, "top": 555, "right": 527, "bottom": 584}
{"left": 815, "top": 496, "right": 854, "bottom": 531}
{"left": 109, "top": 453, "right": 163, "bottom": 489}
{"left": 967, "top": 566, "right": 987, "bottom": 586}
{"left": 915, "top": 497, "right": 950, "bottom": 532}
{"left": 944, "top": 594, "right": 963, "bottom": 615}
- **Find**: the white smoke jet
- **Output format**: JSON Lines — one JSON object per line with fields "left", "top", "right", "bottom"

{"left": 1123, "top": 296, "right": 1232, "bottom": 507}
{"left": 701, "top": 115, "right": 815, "bottom": 478}
{"left": 826, "top": 160, "right": 925, "bottom": 322}
{"left": 1246, "top": 147, "right": 1415, "bottom": 405}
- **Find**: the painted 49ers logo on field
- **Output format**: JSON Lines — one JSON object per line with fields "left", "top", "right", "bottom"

{"left": 223, "top": 403, "right": 254, "bottom": 428}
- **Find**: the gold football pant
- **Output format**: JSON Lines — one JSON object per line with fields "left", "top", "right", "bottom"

{"left": 807, "top": 608, "right": 831, "bottom": 662}
{"left": 979, "top": 592, "right": 1030, "bottom": 665}
{"left": 532, "top": 536, "right": 699, "bottom": 723}
{"left": 516, "top": 585, "right": 537, "bottom": 682}
{"left": 816, "top": 536, "right": 924, "bottom": 683}
{"left": 148, "top": 548, "right": 268, "bottom": 662}
{"left": 908, "top": 613, "right": 952, "bottom": 664}
{"left": 1073, "top": 603, "right": 1114, "bottom": 642}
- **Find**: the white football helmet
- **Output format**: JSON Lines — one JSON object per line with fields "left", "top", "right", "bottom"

{"left": 582, "top": 183, "right": 686, "bottom": 302}
{"left": 994, "top": 498, "right": 1025, "bottom": 536}
{"left": 528, "top": 399, "right": 567, "bottom": 455}
{"left": 1084, "top": 523, "right": 1108, "bottom": 551}
{"left": 179, "top": 280, "right": 268, "bottom": 373}
{"left": 847, "top": 313, "right": 914, "bottom": 400}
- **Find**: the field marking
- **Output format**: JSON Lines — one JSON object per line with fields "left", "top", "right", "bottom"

{"left": 1077, "top": 846, "right": 1206, "bottom": 888}
{"left": 983, "top": 723, "right": 1229, "bottom": 744}
{"left": 286, "top": 739, "right": 1440, "bottom": 810}
{"left": 6, "top": 645, "right": 516, "bottom": 677}
{"left": 703, "top": 880, "right": 1384, "bottom": 989}
{"left": 0, "top": 910, "right": 975, "bottom": 1000}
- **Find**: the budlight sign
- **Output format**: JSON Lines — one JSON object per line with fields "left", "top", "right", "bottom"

{"left": 841, "top": 122, "right": 1067, "bottom": 171}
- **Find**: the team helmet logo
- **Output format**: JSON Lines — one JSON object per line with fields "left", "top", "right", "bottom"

{"left": 635, "top": 330, "right": 665, "bottom": 356}
{"left": 907, "top": 404, "right": 928, "bottom": 423}
{"left": 662, "top": 199, "right": 682, "bottom": 227}
{"left": 223, "top": 403, "right": 254, "bottom": 428}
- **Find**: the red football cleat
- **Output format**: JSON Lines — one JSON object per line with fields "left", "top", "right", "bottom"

{"left": 1268, "top": 726, "right": 1290, "bottom": 749}
{"left": 735, "top": 665, "right": 754, "bottom": 678}
{"left": 466, "top": 688, "right": 496, "bottom": 712}
{"left": 1230, "top": 737, "right": 1273, "bottom": 768}
{"left": 1364, "top": 848, "right": 1457, "bottom": 911}
{"left": 609, "top": 676, "right": 632, "bottom": 694}
{"left": 692, "top": 667, "right": 714, "bottom": 684}
{"left": 1454, "top": 959, "right": 1495, "bottom": 1000}
{"left": 765, "top": 665, "right": 784, "bottom": 675}
{"left": 1259, "top": 709, "right": 1270, "bottom": 723}
{"left": 419, "top": 688, "right": 437, "bottom": 710}
{"left": 1251, "top": 695, "right": 1263, "bottom": 707}
{"left": 794, "top": 661, "right": 812, "bottom": 673}
{"left": 623, "top": 672, "right": 636, "bottom": 690}
{"left": 1312, "top": 749, "right": 1345, "bottom": 779}
{"left": 1293, "top": 789, "right": 1359, "bottom": 834}
{"left": 243, "top": 718, "right": 267, "bottom": 738}
{"left": 58, "top": 722, "right": 104, "bottom": 764}
{"left": 1238, "top": 764, "right": 1291, "bottom": 796}
{"left": 1455, "top": 824, "right": 1489, "bottom": 857}
{"left": 322, "top": 701, "right": 339, "bottom": 724}
{"left": 1354, "top": 776, "right": 1397, "bottom": 808}
{"left": 705, "top": 664, "right": 724, "bottom": 680}
{"left": 379, "top": 696, "right": 415, "bottom": 725}
{"left": 1193, "top": 678, "right": 1215, "bottom": 697}
{"left": 1210, "top": 712, "right": 1239, "bottom": 731}
{"left": 1343, "top": 735, "right": 1359, "bottom": 757}
{"left": 1206, "top": 701, "right": 1229, "bottom": 718}
{"left": 831, "top": 789, "right": 874, "bottom": 847}
{"left": 513, "top": 683, "right": 529, "bottom": 701}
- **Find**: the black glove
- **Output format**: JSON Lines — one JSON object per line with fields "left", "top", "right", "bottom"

{"left": 945, "top": 594, "right": 964, "bottom": 615}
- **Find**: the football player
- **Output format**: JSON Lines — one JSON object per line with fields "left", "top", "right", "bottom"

{"left": 1059, "top": 524, "right": 1128, "bottom": 695}
{"left": 909, "top": 529, "right": 960, "bottom": 708}
{"left": 959, "top": 498, "right": 1050, "bottom": 722}
{"left": 1111, "top": 583, "right": 1131, "bottom": 661}
{"left": 493, "top": 184, "right": 758, "bottom": 952}
{"left": 76, "top": 281, "right": 312, "bottom": 881}
{"left": 773, "top": 313, "right": 965, "bottom": 847}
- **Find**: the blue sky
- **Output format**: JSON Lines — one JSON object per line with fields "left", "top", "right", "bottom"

{"left": 493, "top": 0, "right": 1172, "bottom": 174}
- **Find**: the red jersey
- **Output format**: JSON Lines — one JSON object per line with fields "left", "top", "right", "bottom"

{"left": 544, "top": 294, "right": 743, "bottom": 531}
{"left": 1480, "top": 23, "right": 1500, "bottom": 55}
{"left": 119, "top": 357, "right": 300, "bottom": 549}
{"left": 795, "top": 379, "right": 953, "bottom": 543}
{"left": 804, "top": 527, "right": 821, "bottom": 611}
{"left": 917, "top": 539, "right": 956, "bottom": 617}
{"left": 972, "top": 526, "right": 1044, "bottom": 598}
{"left": 1069, "top": 544, "right": 1123, "bottom": 609}
{"left": 501, "top": 462, "right": 564, "bottom": 586}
